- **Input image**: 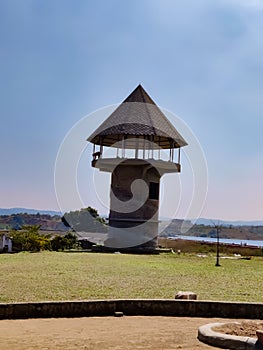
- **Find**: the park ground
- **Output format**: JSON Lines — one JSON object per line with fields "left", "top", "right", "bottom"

{"left": 0, "top": 316, "right": 235, "bottom": 350}
{"left": 0, "top": 250, "right": 263, "bottom": 302}
{"left": 0, "top": 251, "right": 262, "bottom": 349}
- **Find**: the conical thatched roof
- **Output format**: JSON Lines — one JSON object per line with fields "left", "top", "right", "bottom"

{"left": 87, "top": 84, "right": 187, "bottom": 149}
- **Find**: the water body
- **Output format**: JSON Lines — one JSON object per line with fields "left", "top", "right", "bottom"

{"left": 169, "top": 235, "right": 263, "bottom": 248}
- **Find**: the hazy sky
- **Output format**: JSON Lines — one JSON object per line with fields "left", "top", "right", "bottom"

{"left": 1, "top": 0, "right": 262, "bottom": 221}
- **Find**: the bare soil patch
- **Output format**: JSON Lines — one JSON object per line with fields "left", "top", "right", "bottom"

{"left": 213, "top": 320, "right": 263, "bottom": 338}
{"left": 0, "top": 316, "right": 234, "bottom": 350}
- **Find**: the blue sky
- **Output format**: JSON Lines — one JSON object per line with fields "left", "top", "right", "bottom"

{"left": 0, "top": 0, "right": 262, "bottom": 221}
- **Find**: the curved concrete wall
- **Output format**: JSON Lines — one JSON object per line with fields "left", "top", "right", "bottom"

{"left": 0, "top": 300, "right": 263, "bottom": 320}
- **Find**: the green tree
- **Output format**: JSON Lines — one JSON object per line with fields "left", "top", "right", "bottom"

{"left": 51, "top": 232, "right": 78, "bottom": 251}
{"left": 10, "top": 225, "right": 51, "bottom": 252}
{"left": 11, "top": 214, "right": 24, "bottom": 229}
{"left": 62, "top": 207, "right": 107, "bottom": 232}
{"left": 50, "top": 235, "right": 65, "bottom": 251}
{"left": 63, "top": 232, "right": 78, "bottom": 249}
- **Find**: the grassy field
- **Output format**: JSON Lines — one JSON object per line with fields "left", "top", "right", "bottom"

{"left": 0, "top": 251, "right": 263, "bottom": 303}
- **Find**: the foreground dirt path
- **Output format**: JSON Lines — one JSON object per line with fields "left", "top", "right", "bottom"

{"left": 0, "top": 316, "right": 235, "bottom": 349}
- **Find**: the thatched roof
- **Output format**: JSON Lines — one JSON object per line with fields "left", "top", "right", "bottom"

{"left": 87, "top": 84, "right": 187, "bottom": 149}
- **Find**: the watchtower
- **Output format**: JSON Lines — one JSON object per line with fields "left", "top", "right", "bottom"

{"left": 87, "top": 85, "right": 187, "bottom": 250}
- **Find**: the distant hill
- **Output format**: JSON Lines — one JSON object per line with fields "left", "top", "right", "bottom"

{"left": 0, "top": 213, "right": 67, "bottom": 231}
{"left": 0, "top": 208, "right": 105, "bottom": 232}
{"left": 194, "top": 218, "right": 263, "bottom": 226}
{"left": 1, "top": 210, "right": 262, "bottom": 226}
{"left": 160, "top": 217, "right": 263, "bottom": 227}
{"left": 161, "top": 219, "right": 263, "bottom": 240}
{"left": 1, "top": 208, "right": 262, "bottom": 240}
{"left": 0, "top": 208, "right": 62, "bottom": 216}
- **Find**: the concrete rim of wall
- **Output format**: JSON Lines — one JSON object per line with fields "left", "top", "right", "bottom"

{"left": 1, "top": 299, "right": 263, "bottom": 320}
{"left": 198, "top": 322, "right": 261, "bottom": 350}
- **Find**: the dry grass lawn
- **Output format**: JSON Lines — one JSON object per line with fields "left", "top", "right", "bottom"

{"left": 0, "top": 251, "right": 262, "bottom": 303}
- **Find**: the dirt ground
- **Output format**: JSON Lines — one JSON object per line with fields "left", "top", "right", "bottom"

{"left": 0, "top": 316, "right": 237, "bottom": 350}
{"left": 214, "top": 320, "right": 263, "bottom": 338}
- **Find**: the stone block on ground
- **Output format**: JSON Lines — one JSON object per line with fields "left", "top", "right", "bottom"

{"left": 175, "top": 291, "right": 197, "bottom": 300}
{"left": 114, "top": 311, "right": 124, "bottom": 317}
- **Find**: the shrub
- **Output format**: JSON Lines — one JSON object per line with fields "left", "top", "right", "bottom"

{"left": 51, "top": 232, "right": 78, "bottom": 251}
{"left": 10, "top": 225, "right": 51, "bottom": 252}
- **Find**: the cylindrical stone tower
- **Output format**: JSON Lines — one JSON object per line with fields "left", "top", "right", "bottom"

{"left": 87, "top": 84, "right": 187, "bottom": 251}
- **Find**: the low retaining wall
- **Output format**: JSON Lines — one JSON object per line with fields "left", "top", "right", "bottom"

{"left": 0, "top": 300, "right": 263, "bottom": 320}
{"left": 198, "top": 323, "right": 259, "bottom": 350}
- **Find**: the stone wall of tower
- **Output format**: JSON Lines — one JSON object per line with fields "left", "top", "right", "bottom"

{"left": 106, "top": 160, "right": 161, "bottom": 249}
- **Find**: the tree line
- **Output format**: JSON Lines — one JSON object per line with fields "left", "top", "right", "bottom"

{"left": 9, "top": 225, "right": 78, "bottom": 252}
{"left": 7, "top": 207, "right": 108, "bottom": 252}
